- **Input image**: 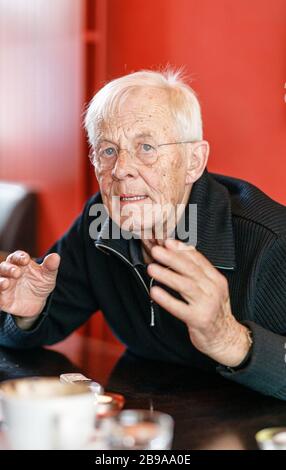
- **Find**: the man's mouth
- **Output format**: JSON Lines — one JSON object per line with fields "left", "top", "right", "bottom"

{"left": 119, "top": 194, "right": 148, "bottom": 202}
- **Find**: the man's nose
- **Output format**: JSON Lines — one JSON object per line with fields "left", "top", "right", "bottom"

{"left": 111, "top": 149, "right": 138, "bottom": 180}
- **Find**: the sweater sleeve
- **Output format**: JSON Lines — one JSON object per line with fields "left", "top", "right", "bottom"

{"left": 217, "top": 235, "right": 286, "bottom": 400}
{"left": 0, "top": 197, "right": 99, "bottom": 349}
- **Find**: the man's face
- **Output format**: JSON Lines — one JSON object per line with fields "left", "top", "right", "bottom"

{"left": 94, "top": 87, "right": 193, "bottom": 238}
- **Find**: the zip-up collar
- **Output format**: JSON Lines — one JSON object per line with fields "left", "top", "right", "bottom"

{"left": 94, "top": 169, "right": 236, "bottom": 271}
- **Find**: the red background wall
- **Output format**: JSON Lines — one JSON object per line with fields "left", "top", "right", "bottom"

{"left": 1, "top": 0, "right": 285, "bottom": 343}
{"left": 107, "top": 0, "right": 286, "bottom": 202}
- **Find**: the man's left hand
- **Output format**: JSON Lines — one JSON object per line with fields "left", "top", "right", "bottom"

{"left": 147, "top": 239, "right": 251, "bottom": 368}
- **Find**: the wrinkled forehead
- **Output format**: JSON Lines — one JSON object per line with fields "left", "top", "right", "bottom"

{"left": 95, "top": 87, "right": 178, "bottom": 143}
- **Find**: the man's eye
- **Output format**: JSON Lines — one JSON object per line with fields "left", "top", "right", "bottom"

{"left": 102, "top": 147, "right": 116, "bottom": 157}
{"left": 141, "top": 143, "right": 153, "bottom": 152}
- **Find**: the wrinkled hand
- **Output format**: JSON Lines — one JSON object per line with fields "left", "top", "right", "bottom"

{"left": 0, "top": 251, "right": 60, "bottom": 318}
{"left": 147, "top": 239, "right": 251, "bottom": 367}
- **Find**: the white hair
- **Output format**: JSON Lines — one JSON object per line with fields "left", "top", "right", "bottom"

{"left": 84, "top": 69, "right": 203, "bottom": 149}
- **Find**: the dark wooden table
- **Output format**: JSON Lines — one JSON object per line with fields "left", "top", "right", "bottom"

{"left": 1, "top": 333, "right": 286, "bottom": 450}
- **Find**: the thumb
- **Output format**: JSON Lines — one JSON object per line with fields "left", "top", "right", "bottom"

{"left": 41, "top": 253, "right": 61, "bottom": 274}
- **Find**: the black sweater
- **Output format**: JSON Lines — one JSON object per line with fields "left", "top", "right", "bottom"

{"left": 1, "top": 170, "right": 286, "bottom": 399}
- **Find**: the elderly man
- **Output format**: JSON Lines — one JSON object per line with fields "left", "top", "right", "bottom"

{"left": 0, "top": 70, "right": 286, "bottom": 399}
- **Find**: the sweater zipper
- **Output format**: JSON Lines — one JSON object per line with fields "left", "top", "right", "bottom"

{"left": 95, "top": 243, "right": 156, "bottom": 327}
{"left": 95, "top": 243, "right": 235, "bottom": 327}
{"left": 150, "top": 277, "right": 155, "bottom": 327}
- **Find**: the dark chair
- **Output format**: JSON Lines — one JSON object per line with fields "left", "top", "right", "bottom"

{"left": 0, "top": 182, "right": 37, "bottom": 257}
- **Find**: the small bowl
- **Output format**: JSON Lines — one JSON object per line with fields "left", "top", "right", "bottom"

{"left": 96, "top": 392, "right": 125, "bottom": 419}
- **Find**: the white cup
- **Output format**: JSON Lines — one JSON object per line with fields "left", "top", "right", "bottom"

{"left": 255, "top": 427, "right": 286, "bottom": 450}
{"left": 0, "top": 377, "right": 97, "bottom": 450}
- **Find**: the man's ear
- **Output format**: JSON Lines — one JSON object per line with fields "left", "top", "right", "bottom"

{"left": 185, "top": 140, "right": 209, "bottom": 185}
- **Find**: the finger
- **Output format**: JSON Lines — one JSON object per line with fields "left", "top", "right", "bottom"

{"left": 150, "top": 286, "right": 190, "bottom": 323}
{"left": 151, "top": 244, "right": 206, "bottom": 279}
{"left": 0, "top": 262, "right": 21, "bottom": 279}
{"left": 165, "top": 239, "right": 218, "bottom": 279}
{"left": 147, "top": 263, "right": 204, "bottom": 299}
{"left": 6, "top": 250, "right": 30, "bottom": 266}
{"left": 153, "top": 241, "right": 217, "bottom": 281}
{"left": 41, "top": 253, "right": 61, "bottom": 273}
{"left": 164, "top": 238, "right": 196, "bottom": 252}
{"left": 0, "top": 277, "right": 10, "bottom": 290}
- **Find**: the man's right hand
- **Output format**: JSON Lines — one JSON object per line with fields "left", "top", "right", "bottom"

{"left": 0, "top": 251, "right": 61, "bottom": 318}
